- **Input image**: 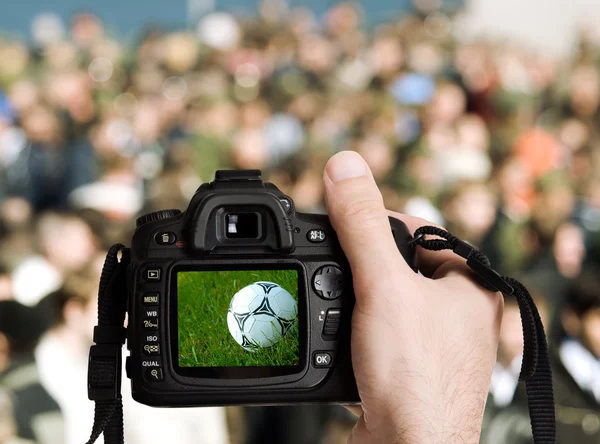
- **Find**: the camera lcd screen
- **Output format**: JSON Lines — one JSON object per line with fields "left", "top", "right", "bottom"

{"left": 177, "top": 270, "right": 300, "bottom": 369}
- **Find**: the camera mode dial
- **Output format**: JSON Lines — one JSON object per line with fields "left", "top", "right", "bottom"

{"left": 136, "top": 209, "right": 182, "bottom": 228}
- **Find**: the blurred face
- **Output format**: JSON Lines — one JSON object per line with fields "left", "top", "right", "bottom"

{"left": 553, "top": 223, "right": 585, "bottom": 278}
{"left": 298, "top": 35, "right": 336, "bottom": 74}
{"left": 498, "top": 304, "right": 524, "bottom": 367}
{"left": 71, "top": 14, "right": 104, "bottom": 47}
{"left": 193, "top": 103, "right": 238, "bottom": 137}
{"left": 369, "top": 37, "right": 403, "bottom": 78}
{"left": 447, "top": 185, "right": 496, "bottom": 240}
{"left": 41, "top": 218, "right": 97, "bottom": 272}
{"left": 428, "top": 84, "right": 466, "bottom": 125}
{"left": 356, "top": 136, "right": 394, "bottom": 180}
{"left": 326, "top": 3, "right": 359, "bottom": 37}
{"left": 64, "top": 295, "right": 98, "bottom": 345}
{"left": 456, "top": 116, "right": 489, "bottom": 152}
{"left": 231, "top": 129, "right": 268, "bottom": 169}
{"left": 570, "top": 65, "right": 600, "bottom": 117}
{"left": 291, "top": 170, "right": 323, "bottom": 211}
{"left": 22, "top": 106, "right": 61, "bottom": 144}
{"left": 133, "top": 100, "right": 162, "bottom": 143}
{"left": 8, "top": 80, "right": 39, "bottom": 113}
{"left": 162, "top": 33, "right": 199, "bottom": 74}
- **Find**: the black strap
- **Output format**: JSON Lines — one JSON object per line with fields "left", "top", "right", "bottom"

{"left": 86, "top": 244, "right": 129, "bottom": 444}
{"left": 412, "top": 226, "right": 555, "bottom": 443}
{"left": 86, "top": 228, "right": 556, "bottom": 444}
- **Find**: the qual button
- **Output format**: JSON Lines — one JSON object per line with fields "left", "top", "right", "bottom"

{"left": 145, "top": 368, "right": 163, "bottom": 381}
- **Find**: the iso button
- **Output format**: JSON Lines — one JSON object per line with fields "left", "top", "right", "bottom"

{"left": 143, "top": 343, "right": 160, "bottom": 356}
{"left": 313, "top": 352, "right": 332, "bottom": 367}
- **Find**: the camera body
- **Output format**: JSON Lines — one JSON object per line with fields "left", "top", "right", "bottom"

{"left": 126, "top": 170, "right": 416, "bottom": 407}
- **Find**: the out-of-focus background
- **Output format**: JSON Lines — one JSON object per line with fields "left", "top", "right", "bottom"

{"left": 0, "top": 0, "right": 600, "bottom": 443}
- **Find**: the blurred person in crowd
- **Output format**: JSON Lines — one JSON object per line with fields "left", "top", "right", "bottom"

{"left": 5, "top": 105, "right": 95, "bottom": 212}
{"left": 0, "top": 197, "right": 35, "bottom": 269}
{"left": 11, "top": 212, "right": 98, "bottom": 306}
{"left": 0, "top": 388, "right": 34, "bottom": 444}
{"left": 35, "top": 273, "right": 99, "bottom": 444}
{"left": 527, "top": 221, "right": 587, "bottom": 340}
{"left": 441, "top": 181, "right": 497, "bottom": 245}
{"left": 0, "top": 300, "right": 63, "bottom": 444}
{"left": 37, "top": 272, "right": 229, "bottom": 444}
{"left": 480, "top": 159, "right": 536, "bottom": 275}
{"left": 552, "top": 268, "right": 600, "bottom": 442}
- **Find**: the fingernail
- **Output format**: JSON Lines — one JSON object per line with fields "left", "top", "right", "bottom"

{"left": 326, "top": 151, "right": 367, "bottom": 182}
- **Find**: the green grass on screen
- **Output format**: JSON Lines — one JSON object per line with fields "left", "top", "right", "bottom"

{"left": 177, "top": 270, "right": 299, "bottom": 367}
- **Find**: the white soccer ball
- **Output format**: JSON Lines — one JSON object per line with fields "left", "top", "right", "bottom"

{"left": 227, "top": 281, "right": 297, "bottom": 352}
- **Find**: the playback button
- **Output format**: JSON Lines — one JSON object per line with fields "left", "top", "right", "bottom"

{"left": 144, "top": 268, "right": 161, "bottom": 281}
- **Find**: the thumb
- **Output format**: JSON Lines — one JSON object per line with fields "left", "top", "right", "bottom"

{"left": 323, "top": 151, "right": 409, "bottom": 286}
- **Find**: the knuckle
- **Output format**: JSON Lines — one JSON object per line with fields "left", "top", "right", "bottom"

{"left": 339, "top": 196, "right": 387, "bottom": 228}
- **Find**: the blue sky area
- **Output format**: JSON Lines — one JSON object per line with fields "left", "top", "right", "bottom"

{"left": 0, "top": 0, "right": 463, "bottom": 40}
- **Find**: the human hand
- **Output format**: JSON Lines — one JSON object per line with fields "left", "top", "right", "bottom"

{"left": 322, "top": 151, "right": 503, "bottom": 444}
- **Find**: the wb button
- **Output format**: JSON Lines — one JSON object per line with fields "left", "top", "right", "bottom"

{"left": 313, "top": 352, "right": 332, "bottom": 367}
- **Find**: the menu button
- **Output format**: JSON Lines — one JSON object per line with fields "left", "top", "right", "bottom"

{"left": 143, "top": 293, "right": 159, "bottom": 306}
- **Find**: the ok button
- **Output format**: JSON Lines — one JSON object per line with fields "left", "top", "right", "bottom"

{"left": 313, "top": 352, "right": 332, "bottom": 367}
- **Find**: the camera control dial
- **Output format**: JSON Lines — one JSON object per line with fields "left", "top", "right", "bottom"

{"left": 136, "top": 209, "right": 182, "bottom": 227}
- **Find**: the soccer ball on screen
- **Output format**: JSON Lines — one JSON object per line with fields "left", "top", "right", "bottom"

{"left": 227, "top": 282, "right": 297, "bottom": 352}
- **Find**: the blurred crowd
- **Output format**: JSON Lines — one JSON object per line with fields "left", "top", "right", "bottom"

{"left": 0, "top": 1, "right": 600, "bottom": 443}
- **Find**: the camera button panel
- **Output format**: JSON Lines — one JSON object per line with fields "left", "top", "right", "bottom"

{"left": 322, "top": 308, "right": 342, "bottom": 337}
{"left": 145, "top": 368, "right": 163, "bottom": 381}
{"left": 313, "top": 352, "right": 333, "bottom": 368}
{"left": 307, "top": 229, "right": 327, "bottom": 243}
{"left": 313, "top": 266, "right": 344, "bottom": 300}
{"left": 279, "top": 197, "right": 293, "bottom": 214}
{"left": 142, "top": 317, "right": 159, "bottom": 330}
{"left": 142, "top": 292, "right": 159, "bottom": 306}
{"left": 155, "top": 232, "right": 176, "bottom": 245}
{"left": 142, "top": 343, "right": 160, "bottom": 356}
{"left": 144, "top": 268, "right": 161, "bottom": 281}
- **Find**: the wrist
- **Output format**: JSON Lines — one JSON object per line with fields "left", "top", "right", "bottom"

{"left": 358, "top": 394, "right": 485, "bottom": 444}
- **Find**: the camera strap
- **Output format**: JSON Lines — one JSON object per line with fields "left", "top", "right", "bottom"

{"left": 87, "top": 243, "right": 129, "bottom": 444}
{"left": 86, "top": 227, "right": 555, "bottom": 444}
{"left": 410, "top": 226, "right": 555, "bottom": 443}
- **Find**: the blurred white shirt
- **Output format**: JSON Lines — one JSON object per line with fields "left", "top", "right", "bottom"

{"left": 560, "top": 339, "right": 600, "bottom": 403}
{"left": 12, "top": 256, "right": 62, "bottom": 306}
{"left": 489, "top": 355, "right": 523, "bottom": 407}
{"left": 36, "top": 334, "right": 229, "bottom": 444}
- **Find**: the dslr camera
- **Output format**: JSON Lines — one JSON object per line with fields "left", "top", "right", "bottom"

{"left": 126, "top": 170, "right": 415, "bottom": 406}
